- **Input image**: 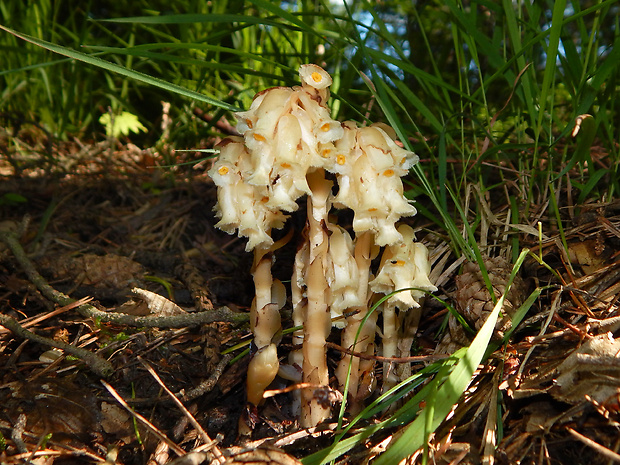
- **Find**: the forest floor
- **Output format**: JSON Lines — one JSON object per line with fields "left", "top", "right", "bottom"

{"left": 1, "top": 132, "right": 620, "bottom": 464}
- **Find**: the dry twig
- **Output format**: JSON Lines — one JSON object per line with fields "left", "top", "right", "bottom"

{"left": 0, "top": 225, "right": 248, "bottom": 328}
{"left": 567, "top": 428, "right": 620, "bottom": 463}
{"left": 140, "top": 357, "right": 226, "bottom": 464}
{"left": 102, "top": 380, "right": 187, "bottom": 457}
{"left": 179, "top": 353, "right": 233, "bottom": 402}
{"left": 325, "top": 341, "right": 448, "bottom": 364}
{"left": 0, "top": 312, "right": 114, "bottom": 377}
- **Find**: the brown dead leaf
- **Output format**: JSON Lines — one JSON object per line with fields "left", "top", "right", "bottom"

{"left": 134, "top": 287, "right": 186, "bottom": 315}
{"left": 41, "top": 252, "right": 145, "bottom": 291}
{"left": 4, "top": 378, "right": 100, "bottom": 442}
{"left": 100, "top": 401, "right": 132, "bottom": 437}
{"left": 568, "top": 236, "right": 610, "bottom": 274}
{"left": 552, "top": 333, "right": 620, "bottom": 405}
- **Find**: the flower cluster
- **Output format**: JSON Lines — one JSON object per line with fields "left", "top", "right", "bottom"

{"left": 210, "top": 65, "right": 418, "bottom": 251}
{"left": 208, "top": 64, "right": 436, "bottom": 427}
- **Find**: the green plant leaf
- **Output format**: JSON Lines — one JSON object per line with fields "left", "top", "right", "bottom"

{"left": 535, "top": 0, "right": 566, "bottom": 140}
{"left": 99, "top": 111, "right": 146, "bottom": 138}
{"left": 0, "top": 193, "right": 27, "bottom": 206}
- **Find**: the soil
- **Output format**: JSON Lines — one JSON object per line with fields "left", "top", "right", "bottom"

{"left": 1, "top": 136, "right": 620, "bottom": 464}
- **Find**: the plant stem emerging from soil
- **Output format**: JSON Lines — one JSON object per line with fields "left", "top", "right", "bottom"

{"left": 301, "top": 170, "right": 333, "bottom": 426}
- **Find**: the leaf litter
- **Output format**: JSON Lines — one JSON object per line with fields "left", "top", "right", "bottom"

{"left": 1, "top": 136, "right": 620, "bottom": 464}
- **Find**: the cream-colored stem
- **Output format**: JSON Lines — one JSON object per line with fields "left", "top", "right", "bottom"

{"left": 382, "top": 302, "right": 398, "bottom": 392}
{"left": 395, "top": 306, "right": 421, "bottom": 384}
{"left": 349, "top": 309, "right": 378, "bottom": 409}
{"left": 252, "top": 247, "right": 275, "bottom": 347}
{"left": 289, "top": 242, "right": 307, "bottom": 369}
{"left": 335, "top": 231, "right": 374, "bottom": 402}
{"left": 356, "top": 315, "right": 378, "bottom": 402}
{"left": 301, "top": 170, "right": 332, "bottom": 427}
{"left": 286, "top": 241, "right": 308, "bottom": 417}
{"left": 246, "top": 246, "right": 281, "bottom": 406}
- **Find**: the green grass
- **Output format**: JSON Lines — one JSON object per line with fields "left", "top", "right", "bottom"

{"left": 1, "top": 0, "right": 619, "bottom": 461}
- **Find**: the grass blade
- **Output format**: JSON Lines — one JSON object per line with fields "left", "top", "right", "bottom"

{"left": 0, "top": 24, "right": 241, "bottom": 112}
{"left": 535, "top": 0, "right": 566, "bottom": 140}
{"left": 373, "top": 249, "right": 529, "bottom": 464}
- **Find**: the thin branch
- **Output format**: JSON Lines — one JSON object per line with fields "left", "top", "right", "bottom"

{"left": 326, "top": 342, "right": 449, "bottom": 364}
{"left": 101, "top": 380, "right": 186, "bottom": 457}
{"left": 0, "top": 226, "right": 249, "bottom": 328}
{"left": 0, "top": 297, "right": 92, "bottom": 336}
{"left": 0, "top": 313, "right": 114, "bottom": 377}
{"left": 139, "top": 357, "right": 226, "bottom": 464}
{"left": 567, "top": 427, "right": 620, "bottom": 463}
{"left": 179, "top": 354, "right": 233, "bottom": 402}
